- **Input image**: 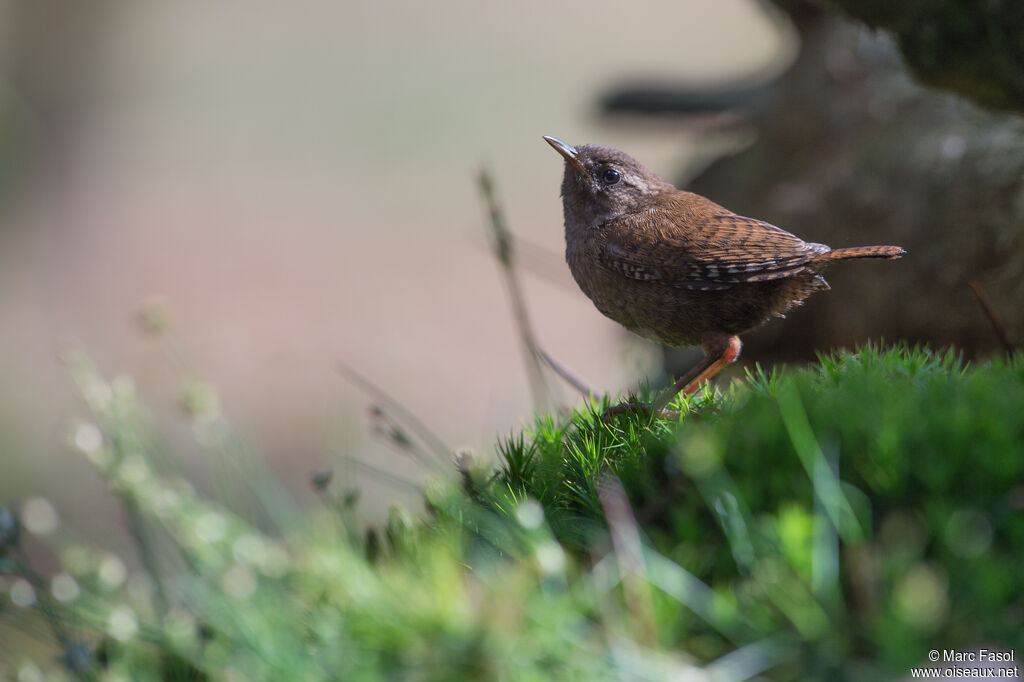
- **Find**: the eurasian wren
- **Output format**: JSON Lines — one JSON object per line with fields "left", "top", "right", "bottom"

{"left": 544, "top": 136, "right": 905, "bottom": 414}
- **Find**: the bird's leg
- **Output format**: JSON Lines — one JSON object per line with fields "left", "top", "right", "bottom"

{"left": 654, "top": 334, "right": 743, "bottom": 411}
{"left": 648, "top": 356, "right": 716, "bottom": 414}
{"left": 602, "top": 335, "right": 741, "bottom": 421}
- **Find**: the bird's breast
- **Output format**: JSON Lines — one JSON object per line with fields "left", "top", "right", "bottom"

{"left": 565, "top": 234, "right": 678, "bottom": 342}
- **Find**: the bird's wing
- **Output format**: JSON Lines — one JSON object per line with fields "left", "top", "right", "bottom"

{"left": 598, "top": 209, "right": 829, "bottom": 291}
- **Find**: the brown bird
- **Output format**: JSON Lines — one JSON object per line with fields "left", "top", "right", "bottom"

{"left": 544, "top": 136, "right": 905, "bottom": 415}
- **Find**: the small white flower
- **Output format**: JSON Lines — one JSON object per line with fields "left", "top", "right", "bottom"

{"left": 535, "top": 541, "right": 566, "bottom": 575}
{"left": 194, "top": 511, "right": 228, "bottom": 545}
{"left": 108, "top": 605, "right": 139, "bottom": 641}
{"left": 98, "top": 555, "right": 127, "bottom": 588}
{"left": 51, "top": 573, "right": 80, "bottom": 602}
{"left": 72, "top": 422, "right": 104, "bottom": 455}
{"left": 9, "top": 578, "right": 36, "bottom": 607}
{"left": 21, "top": 498, "right": 59, "bottom": 535}
{"left": 232, "top": 534, "right": 266, "bottom": 566}
{"left": 516, "top": 500, "right": 545, "bottom": 530}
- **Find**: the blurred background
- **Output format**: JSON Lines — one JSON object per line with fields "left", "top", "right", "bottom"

{"left": 0, "top": 0, "right": 791, "bottom": 524}
{"left": 1, "top": 0, "right": 1020, "bottom": 527}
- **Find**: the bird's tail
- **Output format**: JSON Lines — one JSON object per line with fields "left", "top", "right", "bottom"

{"left": 813, "top": 245, "right": 906, "bottom": 263}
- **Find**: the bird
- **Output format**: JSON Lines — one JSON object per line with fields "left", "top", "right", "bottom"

{"left": 543, "top": 135, "right": 905, "bottom": 416}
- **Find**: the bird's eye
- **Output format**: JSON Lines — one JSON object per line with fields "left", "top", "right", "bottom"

{"left": 601, "top": 168, "right": 622, "bottom": 185}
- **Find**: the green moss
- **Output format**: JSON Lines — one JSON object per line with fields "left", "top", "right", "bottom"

{"left": 5, "top": 345, "right": 1022, "bottom": 680}
{"left": 477, "top": 344, "right": 1024, "bottom": 672}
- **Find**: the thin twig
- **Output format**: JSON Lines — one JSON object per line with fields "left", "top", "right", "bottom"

{"left": 477, "top": 168, "right": 552, "bottom": 412}
{"left": 967, "top": 281, "right": 1015, "bottom": 355}
{"left": 537, "top": 348, "right": 594, "bottom": 397}
{"left": 338, "top": 364, "right": 452, "bottom": 468}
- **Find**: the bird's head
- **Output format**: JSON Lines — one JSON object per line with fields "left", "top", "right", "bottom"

{"left": 544, "top": 136, "right": 673, "bottom": 230}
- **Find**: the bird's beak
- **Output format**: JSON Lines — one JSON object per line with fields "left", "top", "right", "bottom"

{"left": 543, "top": 136, "right": 586, "bottom": 176}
